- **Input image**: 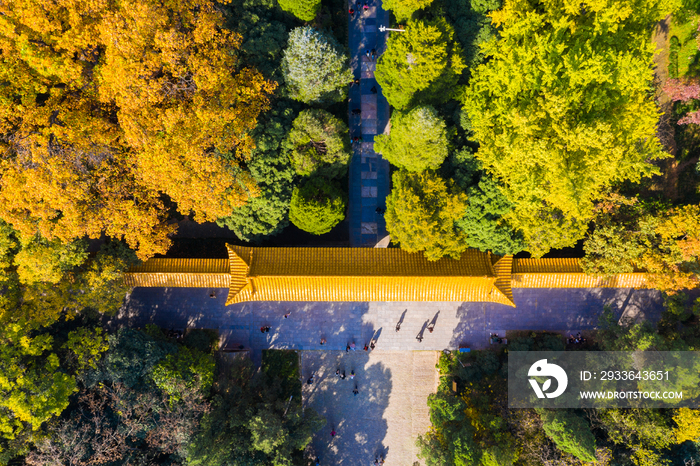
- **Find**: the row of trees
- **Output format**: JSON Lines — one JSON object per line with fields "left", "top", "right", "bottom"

{"left": 419, "top": 297, "right": 700, "bottom": 466}
{"left": 371, "top": 0, "right": 697, "bottom": 294}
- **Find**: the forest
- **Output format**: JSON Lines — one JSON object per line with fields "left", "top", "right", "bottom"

{"left": 0, "top": 0, "right": 699, "bottom": 463}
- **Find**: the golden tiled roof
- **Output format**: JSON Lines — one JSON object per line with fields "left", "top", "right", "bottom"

{"left": 123, "top": 250, "right": 648, "bottom": 306}
{"left": 511, "top": 258, "right": 647, "bottom": 288}
{"left": 225, "top": 245, "right": 515, "bottom": 306}
{"left": 123, "top": 259, "right": 230, "bottom": 288}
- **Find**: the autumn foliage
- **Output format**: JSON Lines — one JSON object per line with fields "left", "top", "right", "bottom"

{"left": 0, "top": 0, "right": 275, "bottom": 259}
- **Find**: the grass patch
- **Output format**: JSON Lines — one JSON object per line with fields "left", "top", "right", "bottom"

{"left": 669, "top": 14, "right": 700, "bottom": 78}
{"left": 262, "top": 349, "right": 301, "bottom": 399}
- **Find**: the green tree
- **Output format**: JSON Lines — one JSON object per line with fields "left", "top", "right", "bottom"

{"left": 151, "top": 347, "right": 215, "bottom": 403}
{"left": 385, "top": 171, "right": 468, "bottom": 260}
{"left": 376, "top": 19, "right": 465, "bottom": 109}
{"left": 282, "top": 27, "right": 353, "bottom": 104}
{"left": 286, "top": 109, "right": 351, "bottom": 178}
{"left": 456, "top": 178, "right": 525, "bottom": 255}
{"left": 14, "top": 237, "right": 88, "bottom": 285}
{"left": 289, "top": 177, "right": 346, "bottom": 235}
{"left": 278, "top": 0, "right": 321, "bottom": 21}
{"left": 374, "top": 106, "right": 448, "bottom": 172}
{"left": 537, "top": 409, "right": 597, "bottom": 462}
{"left": 464, "top": 0, "right": 676, "bottom": 256}
{"left": 186, "top": 357, "right": 325, "bottom": 466}
{"left": 383, "top": 0, "right": 435, "bottom": 21}
{"left": 217, "top": 103, "right": 297, "bottom": 242}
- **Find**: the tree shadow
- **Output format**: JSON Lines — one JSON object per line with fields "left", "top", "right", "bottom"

{"left": 302, "top": 351, "right": 392, "bottom": 464}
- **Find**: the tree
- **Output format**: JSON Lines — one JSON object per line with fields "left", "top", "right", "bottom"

{"left": 281, "top": 27, "right": 353, "bottom": 105}
{"left": 13, "top": 237, "right": 87, "bottom": 286}
{"left": 374, "top": 106, "right": 448, "bottom": 172}
{"left": 383, "top": 0, "right": 435, "bottom": 21}
{"left": 385, "top": 171, "right": 469, "bottom": 260}
{"left": 464, "top": 0, "right": 675, "bottom": 256}
{"left": 186, "top": 357, "right": 325, "bottom": 466}
{"left": 286, "top": 109, "right": 351, "bottom": 178}
{"left": 375, "top": 19, "right": 465, "bottom": 110}
{"left": 278, "top": 0, "right": 321, "bottom": 20}
{"left": 289, "top": 177, "right": 346, "bottom": 235}
{"left": 537, "top": 409, "right": 597, "bottom": 462}
{"left": 151, "top": 347, "right": 215, "bottom": 402}
{"left": 0, "top": 0, "right": 275, "bottom": 260}
{"left": 217, "top": 102, "right": 297, "bottom": 242}
{"left": 582, "top": 196, "right": 700, "bottom": 292}
{"left": 674, "top": 408, "right": 700, "bottom": 444}
{"left": 456, "top": 178, "right": 525, "bottom": 255}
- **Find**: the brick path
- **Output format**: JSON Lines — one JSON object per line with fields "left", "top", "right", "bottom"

{"left": 116, "top": 287, "right": 664, "bottom": 363}
{"left": 301, "top": 350, "right": 438, "bottom": 465}
{"left": 348, "top": 0, "right": 391, "bottom": 246}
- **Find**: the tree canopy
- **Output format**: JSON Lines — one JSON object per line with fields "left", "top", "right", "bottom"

{"left": 383, "top": 0, "right": 436, "bottom": 21}
{"left": 464, "top": 0, "right": 676, "bottom": 256}
{"left": 385, "top": 171, "right": 469, "bottom": 261}
{"left": 289, "top": 177, "right": 347, "bottom": 235}
{"left": 286, "top": 109, "right": 352, "bottom": 178}
{"left": 374, "top": 105, "right": 449, "bottom": 172}
{"left": 282, "top": 27, "right": 353, "bottom": 105}
{"left": 0, "top": 0, "right": 275, "bottom": 260}
{"left": 375, "top": 19, "right": 465, "bottom": 110}
{"left": 278, "top": 0, "right": 322, "bottom": 20}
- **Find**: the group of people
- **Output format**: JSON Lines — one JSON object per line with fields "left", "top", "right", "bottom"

{"left": 568, "top": 332, "right": 587, "bottom": 344}
{"left": 490, "top": 333, "right": 503, "bottom": 344}
{"left": 348, "top": 0, "right": 370, "bottom": 17}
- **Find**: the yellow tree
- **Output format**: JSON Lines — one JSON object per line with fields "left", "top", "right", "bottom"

{"left": 0, "top": 0, "right": 275, "bottom": 259}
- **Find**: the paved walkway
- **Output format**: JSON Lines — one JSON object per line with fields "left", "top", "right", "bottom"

{"left": 348, "top": 0, "right": 391, "bottom": 246}
{"left": 301, "top": 350, "right": 437, "bottom": 465}
{"left": 116, "top": 287, "right": 664, "bottom": 363}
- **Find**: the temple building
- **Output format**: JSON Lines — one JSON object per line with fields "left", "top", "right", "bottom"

{"left": 123, "top": 245, "right": 648, "bottom": 308}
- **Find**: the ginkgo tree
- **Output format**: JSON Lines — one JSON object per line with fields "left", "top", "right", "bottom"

{"left": 0, "top": 0, "right": 275, "bottom": 260}
{"left": 464, "top": 0, "right": 678, "bottom": 256}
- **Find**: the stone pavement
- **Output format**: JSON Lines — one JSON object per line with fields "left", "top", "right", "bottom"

{"left": 301, "top": 350, "right": 438, "bottom": 465}
{"left": 348, "top": 0, "right": 391, "bottom": 246}
{"left": 116, "top": 287, "right": 664, "bottom": 363}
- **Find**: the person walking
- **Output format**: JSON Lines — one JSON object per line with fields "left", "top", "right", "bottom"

{"left": 348, "top": 7, "right": 354, "bottom": 16}
{"left": 363, "top": 2, "right": 369, "bottom": 10}
{"left": 350, "top": 342, "right": 356, "bottom": 351}
{"left": 331, "top": 429, "right": 336, "bottom": 437}
{"left": 340, "top": 370, "right": 346, "bottom": 380}
{"left": 265, "top": 326, "right": 271, "bottom": 333}
{"left": 371, "top": 85, "right": 377, "bottom": 94}
{"left": 284, "top": 311, "right": 291, "bottom": 318}
{"left": 350, "top": 370, "right": 355, "bottom": 380}
{"left": 353, "top": 385, "right": 359, "bottom": 396}
{"left": 370, "top": 341, "right": 376, "bottom": 350}
{"left": 307, "top": 374, "right": 315, "bottom": 384}
{"left": 260, "top": 326, "right": 266, "bottom": 333}
{"left": 346, "top": 343, "right": 351, "bottom": 352}
{"left": 363, "top": 343, "right": 369, "bottom": 351}
{"left": 336, "top": 369, "right": 341, "bottom": 378}
{"left": 320, "top": 338, "right": 327, "bottom": 345}
{"left": 371, "top": 48, "right": 376, "bottom": 60}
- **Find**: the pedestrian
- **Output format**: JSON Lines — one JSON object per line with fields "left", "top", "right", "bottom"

{"left": 350, "top": 370, "right": 355, "bottom": 379}
{"left": 307, "top": 374, "right": 315, "bottom": 384}
{"left": 346, "top": 343, "right": 351, "bottom": 352}
{"left": 209, "top": 291, "right": 216, "bottom": 298}
{"left": 265, "top": 326, "right": 271, "bottom": 333}
{"left": 363, "top": 2, "right": 369, "bottom": 9}
{"left": 284, "top": 311, "right": 291, "bottom": 318}
{"left": 350, "top": 342, "right": 356, "bottom": 351}
{"left": 352, "top": 108, "right": 361, "bottom": 115}
{"left": 315, "top": 458, "right": 320, "bottom": 466}
{"left": 353, "top": 386, "right": 359, "bottom": 396}
{"left": 371, "top": 48, "right": 376, "bottom": 60}
{"left": 340, "top": 370, "right": 346, "bottom": 380}
{"left": 395, "top": 321, "right": 400, "bottom": 332}
{"left": 348, "top": 7, "right": 354, "bottom": 16}
{"left": 363, "top": 343, "right": 369, "bottom": 351}
{"left": 331, "top": 429, "right": 336, "bottom": 437}
{"left": 371, "top": 85, "right": 377, "bottom": 94}
{"left": 320, "top": 338, "right": 327, "bottom": 345}
{"left": 428, "top": 326, "right": 434, "bottom": 333}
{"left": 260, "top": 326, "right": 266, "bottom": 333}
{"left": 353, "top": 78, "right": 360, "bottom": 86}
{"left": 336, "top": 369, "right": 341, "bottom": 377}
{"left": 417, "top": 335, "right": 423, "bottom": 343}
{"left": 376, "top": 207, "right": 383, "bottom": 215}
{"left": 380, "top": 456, "right": 385, "bottom": 464}
{"left": 365, "top": 49, "right": 370, "bottom": 58}
{"left": 370, "top": 341, "right": 375, "bottom": 350}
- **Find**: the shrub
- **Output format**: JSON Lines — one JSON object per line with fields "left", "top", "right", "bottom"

{"left": 278, "top": 0, "right": 320, "bottom": 21}
{"left": 286, "top": 109, "right": 351, "bottom": 178}
{"left": 289, "top": 177, "right": 346, "bottom": 234}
